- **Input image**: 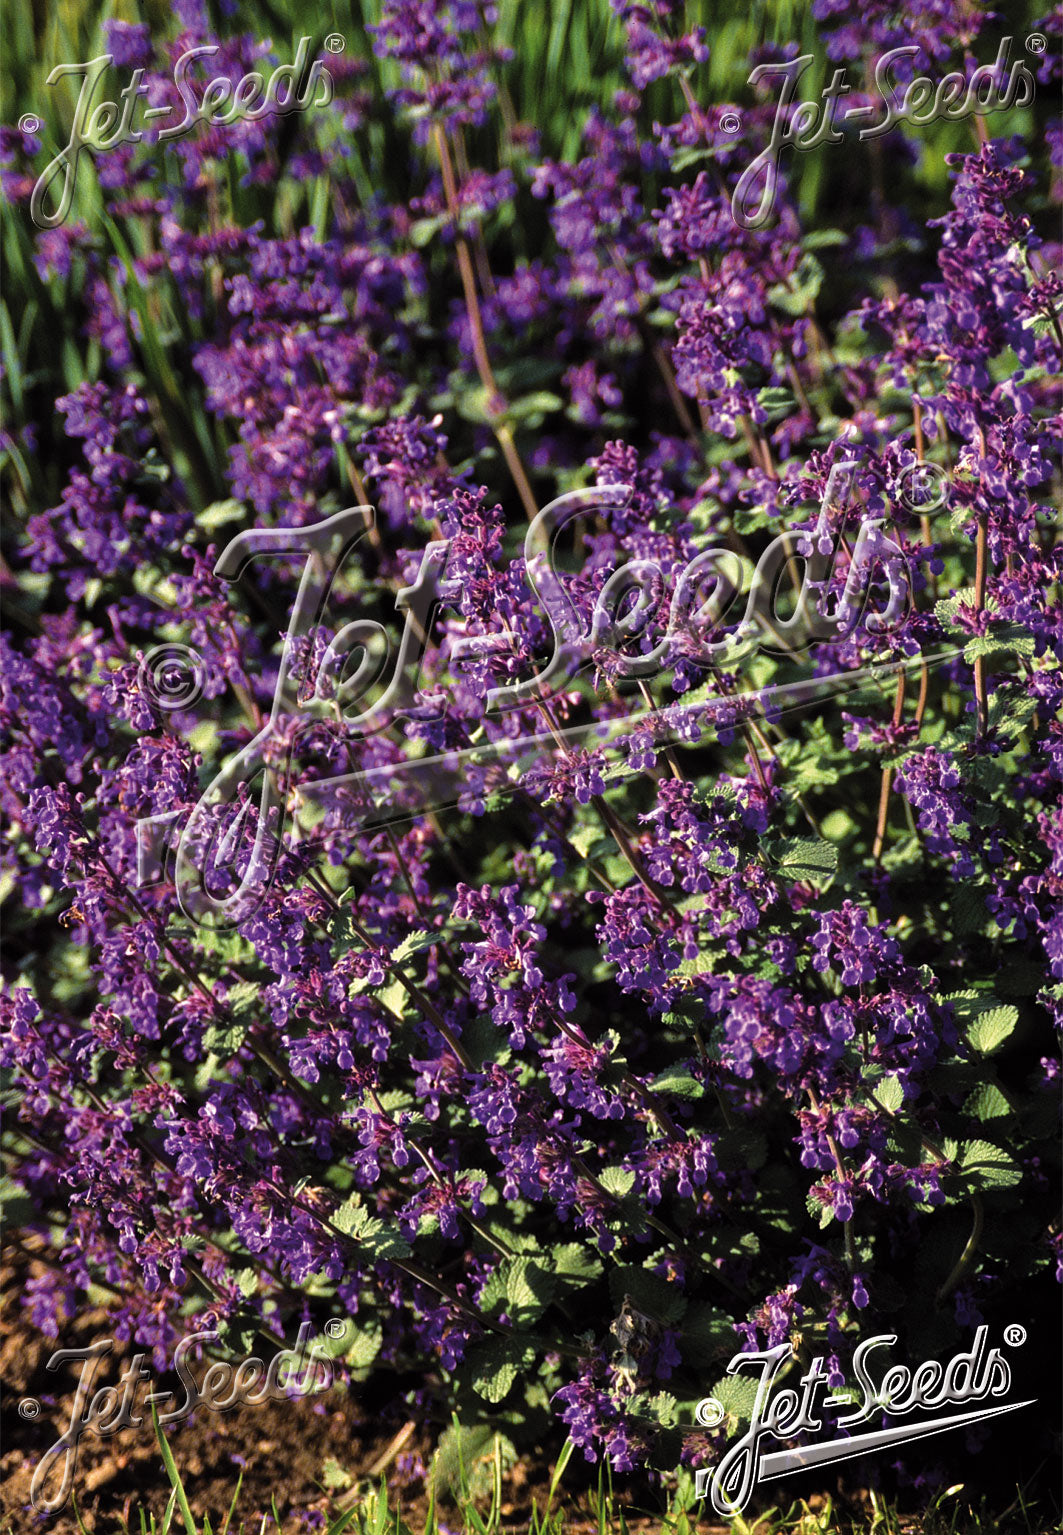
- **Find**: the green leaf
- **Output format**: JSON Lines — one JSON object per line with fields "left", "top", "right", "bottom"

{"left": 568, "top": 824, "right": 610, "bottom": 859}
{"left": 755, "top": 385, "right": 794, "bottom": 421}
{"left": 787, "top": 750, "right": 844, "bottom": 792}
{"left": 460, "top": 1013, "right": 508, "bottom": 1070}
{"left": 709, "top": 1372, "right": 761, "bottom": 1425}
{"left": 934, "top": 587, "right": 978, "bottom": 624}
{"left": 608, "top": 1265, "right": 687, "bottom": 1325}
{"left": 363, "top": 1215, "right": 410, "bottom": 1261}
{"left": 959, "top": 1139, "right": 1022, "bottom": 1191}
{"left": 660, "top": 996, "right": 706, "bottom": 1031}
{"left": 332, "top": 1195, "right": 411, "bottom": 1260}
{"left": 409, "top": 213, "right": 449, "bottom": 247}
{"left": 331, "top": 1195, "right": 364, "bottom": 1237}
{"left": 552, "top": 1243, "right": 603, "bottom": 1292}
{"left": 881, "top": 833, "right": 924, "bottom": 878}
{"left": 950, "top": 885, "right": 989, "bottom": 937}
{"left": 802, "top": 228, "right": 848, "bottom": 249}
{"left": 310, "top": 1322, "right": 359, "bottom": 1362}
{"left": 201, "top": 1015, "right": 250, "bottom": 1058}
{"left": 374, "top": 1088, "right": 414, "bottom": 1114}
{"left": 328, "top": 907, "right": 357, "bottom": 960}
{"left": 217, "top": 1311, "right": 259, "bottom": 1356}
{"left": 196, "top": 982, "right": 260, "bottom": 1056}
{"left": 962, "top": 627, "right": 1036, "bottom": 668}
{"left": 962, "top": 1083, "right": 1012, "bottom": 1123}
{"left": 225, "top": 980, "right": 260, "bottom": 1014}
{"left": 321, "top": 1459, "right": 353, "bottom": 1490}
{"left": 0, "top": 1175, "right": 34, "bottom": 1228}
{"left": 819, "top": 808, "right": 857, "bottom": 841}
{"left": 599, "top": 1166, "right": 635, "bottom": 1197}
{"left": 468, "top": 1337, "right": 535, "bottom": 1403}
{"left": 768, "top": 837, "right": 838, "bottom": 885}
{"left": 966, "top": 1005, "right": 1019, "bottom": 1055}
{"left": 987, "top": 689, "right": 1039, "bottom": 738}
{"left": 730, "top": 504, "right": 770, "bottom": 536}
{"left": 431, "top": 1423, "right": 516, "bottom": 1501}
{"left": 192, "top": 1051, "right": 222, "bottom": 1096}
{"left": 197, "top": 499, "right": 246, "bottom": 531}
{"left": 454, "top": 383, "right": 496, "bottom": 425}
{"left": 390, "top": 929, "right": 435, "bottom": 965}
{"left": 648, "top": 1068, "right": 704, "bottom": 1101}
{"left": 508, "top": 390, "right": 563, "bottom": 425}
{"left": 680, "top": 1304, "right": 736, "bottom": 1367}
{"left": 376, "top": 977, "right": 409, "bottom": 1017}
{"left": 343, "top": 1321, "right": 384, "bottom": 1370}
{"left": 873, "top": 1075, "right": 904, "bottom": 1113}
{"left": 669, "top": 146, "right": 716, "bottom": 172}
{"left": 504, "top": 1256, "right": 556, "bottom": 1323}
{"left": 193, "top": 926, "right": 249, "bottom": 966}
{"left": 768, "top": 252, "right": 824, "bottom": 315}
{"left": 943, "top": 989, "right": 990, "bottom": 1015}
{"left": 478, "top": 1261, "right": 508, "bottom": 1311}
{"left": 645, "top": 1390, "right": 678, "bottom": 1427}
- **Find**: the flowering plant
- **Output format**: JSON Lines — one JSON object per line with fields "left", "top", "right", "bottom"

{"left": 1, "top": 0, "right": 1060, "bottom": 1515}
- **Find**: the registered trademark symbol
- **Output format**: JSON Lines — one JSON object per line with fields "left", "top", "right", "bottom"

{"left": 1026, "top": 33, "right": 1046, "bottom": 53}
{"left": 720, "top": 111, "right": 742, "bottom": 135}
{"left": 325, "top": 1317, "right": 346, "bottom": 1339}
{"left": 18, "top": 114, "right": 40, "bottom": 134}
{"left": 324, "top": 33, "right": 346, "bottom": 54}
{"left": 695, "top": 1396, "right": 726, "bottom": 1428}
{"left": 19, "top": 1398, "right": 41, "bottom": 1419}
{"left": 898, "top": 461, "right": 949, "bottom": 513}
{"left": 1004, "top": 1323, "right": 1027, "bottom": 1346}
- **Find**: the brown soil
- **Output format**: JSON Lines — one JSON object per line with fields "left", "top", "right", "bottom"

{"left": 1, "top": 1270, "right": 392, "bottom": 1530}
{"left": 4, "top": 1250, "right": 1049, "bottom": 1535}
{"left": 0, "top": 1251, "right": 711, "bottom": 1534}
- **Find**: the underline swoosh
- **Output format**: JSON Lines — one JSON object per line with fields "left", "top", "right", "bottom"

{"left": 758, "top": 1398, "right": 1037, "bottom": 1480}
{"left": 302, "top": 648, "right": 965, "bottom": 821}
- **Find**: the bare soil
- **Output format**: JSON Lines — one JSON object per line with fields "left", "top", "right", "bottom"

{"left": 0, "top": 1250, "right": 708, "bottom": 1533}
{"left": 3, "top": 1250, "right": 1055, "bottom": 1535}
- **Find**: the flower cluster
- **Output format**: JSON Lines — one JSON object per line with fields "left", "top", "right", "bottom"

{"left": 1, "top": 0, "right": 1059, "bottom": 1508}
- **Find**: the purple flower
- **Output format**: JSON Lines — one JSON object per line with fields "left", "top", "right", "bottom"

{"left": 103, "top": 21, "right": 153, "bottom": 69}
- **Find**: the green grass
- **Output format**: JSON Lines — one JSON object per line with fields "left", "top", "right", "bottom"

{"left": 1, "top": 0, "right": 1041, "bottom": 527}
{"left": 63, "top": 1411, "right": 1052, "bottom": 1535}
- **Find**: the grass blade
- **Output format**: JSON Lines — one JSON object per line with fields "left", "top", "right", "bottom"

{"left": 159, "top": 1485, "right": 179, "bottom": 1535}
{"left": 220, "top": 1470, "right": 244, "bottom": 1535}
{"left": 152, "top": 1402, "right": 198, "bottom": 1534}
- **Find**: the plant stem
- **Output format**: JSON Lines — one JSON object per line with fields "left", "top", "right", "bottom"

{"left": 872, "top": 670, "right": 906, "bottom": 864}
{"left": 974, "top": 512, "right": 989, "bottom": 737}
{"left": 808, "top": 1088, "right": 856, "bottom": 1270}
{"left": 432, "top": 123, "right": 539, "bottom": 524}
{"left": 936, "top": 1194, "right": 984, "bottom": 1306}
